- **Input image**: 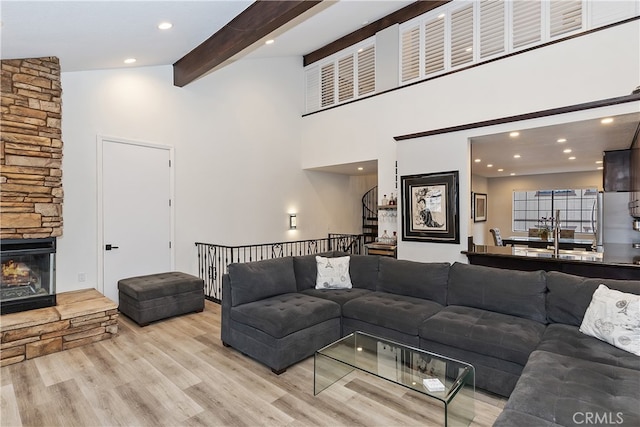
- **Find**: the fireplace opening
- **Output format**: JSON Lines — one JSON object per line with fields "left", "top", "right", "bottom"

{"left": 1, "top": 238, "right": 56, "bottom": 314}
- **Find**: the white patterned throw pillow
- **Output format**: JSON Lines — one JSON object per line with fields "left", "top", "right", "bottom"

{"left": 579, "top": 284, "right": 640, "bottom": 356}
{"left": 315, "top": 256, "right": 352, "bottom": 290}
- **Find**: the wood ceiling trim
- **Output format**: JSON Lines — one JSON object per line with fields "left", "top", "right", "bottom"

{"left": 173, "top": 0, "right": 322, "bottom": 87}
{"left": 303, "top": 0, "right": 450, "bottom": 67}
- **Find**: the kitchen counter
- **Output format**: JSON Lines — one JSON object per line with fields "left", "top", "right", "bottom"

{"left": 463, "top": 243, "right": 640, "bottom": 280}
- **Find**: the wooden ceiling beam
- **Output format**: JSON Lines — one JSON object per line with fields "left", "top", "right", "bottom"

{"left": 173, "top": 0, "right": 322, "bottom": 87}
{"left": 303, "top": 0, "right": 450, "bottom": 67}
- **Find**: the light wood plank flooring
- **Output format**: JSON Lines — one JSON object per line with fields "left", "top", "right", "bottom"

{"left": 1, "top": 301, "right": 506, "bottom": 426}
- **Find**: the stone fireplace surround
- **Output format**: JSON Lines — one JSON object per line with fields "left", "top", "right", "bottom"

{"left": 1, "top": 56, "right": 63, "bottom": 239}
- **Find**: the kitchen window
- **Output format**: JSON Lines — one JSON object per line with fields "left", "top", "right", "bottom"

{"left": 512, "top": 188, "right": 598, "bottom": 233}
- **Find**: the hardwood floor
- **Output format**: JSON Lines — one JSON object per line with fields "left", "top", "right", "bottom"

{"left": 1, "top": 301, "right": 506, "bottom": 426}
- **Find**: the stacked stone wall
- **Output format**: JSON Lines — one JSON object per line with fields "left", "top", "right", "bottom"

{"left": 1, "top": 57, "right": 63, "bottom": 238}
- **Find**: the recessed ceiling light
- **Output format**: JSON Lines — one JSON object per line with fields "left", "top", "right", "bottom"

{"left": 158, "top": 22, "right": 172, "bottom": 30}
{"left": 557, "top": 138, "right": 567, "bottom": 143}
{"left": 265, "top": 39, "right": 275, "bottom": 45}
{"left": 568, "top": 156, "right": 576, "bottom": 160}
{"left": 487, "top": 164, "right": 493, "bottom": 168}
{"left": 357, "top": 167, "right": 363, "bottom": 171}
{"left": 474, "top": 158, "right": 481, "bottom": 163}
{"left": 509, "top": 131, "right": 520, "bottom": 138}
{"left": 597, "top": 166, "right": 604, "bottom": 170}
{"left": 510, "top": 173, "right": 516, "bottom": 176}
{"left": 498, "top": 168, "right": 504, "bottom": 172}
{"left": 124, "top": 58, "right": 136, "bottom": 64}
{"left": 563, "top": 149, "right": 572, "bottom": 153}
{"left": 595, "top": 160, "right": 603, "bottom": 164}
{"left": 513, "top": 154, "right": 521, "bottom": 158}
{"left": 601, "top": 117, "right": 614, "bottom": 124}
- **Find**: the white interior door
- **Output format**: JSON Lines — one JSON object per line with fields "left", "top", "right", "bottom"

{"left": 100, "top": 138, "right": 173, "bottom": 304}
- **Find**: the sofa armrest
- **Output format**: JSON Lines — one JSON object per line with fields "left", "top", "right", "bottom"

{"left": 221, "top": 273, "right": 232, "bottom": 343}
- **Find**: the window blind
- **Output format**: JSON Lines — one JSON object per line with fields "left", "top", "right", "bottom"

{"left": 321, "top": 63, "right": 335, "bottom": 107}
{"left": 550, "top": 0, "right": 582, "bottom": 37}
{"left": 424, "top": 17, "right": 445, "bottom": 75}
{"left": 451, "top": 4, "right": 474, "bottom": 67}
{"left": 480, "top": 0, "right": 505, "bottom": 58}
{"left": 357, "top": 45, "right": 375, "bottom": 96}
{"left": 513, "top": 0, "right": 541, "bottom": 49}
{"left": 338, "top": 55, "right": 354, "bottom": 103}
{"left": 401, "top": 25, "right": 421, "bottom": 82}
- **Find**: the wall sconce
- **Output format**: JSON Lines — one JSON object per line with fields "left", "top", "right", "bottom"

{"left": 289, "top": 214, "right": 297, "bottom": 230}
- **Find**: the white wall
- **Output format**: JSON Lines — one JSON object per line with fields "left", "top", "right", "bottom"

{"left": 301, "top": 19, "right": 640, "bottom": 261}
{"left": 58, "top": 58, "right": 369, "bottom": 294}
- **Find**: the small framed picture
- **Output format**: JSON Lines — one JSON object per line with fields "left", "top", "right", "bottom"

{"left": 474, "top": 193, "right": 487, "bottom": 223}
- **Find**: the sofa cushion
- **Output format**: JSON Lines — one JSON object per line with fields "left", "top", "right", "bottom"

{"left": 230, "top": 293, "right": 340, "bottom": 338}
{"left": 419, "top": 305, "right": 546, "bottom": 365}
{"left": 300, "top": 288, "right": 372, "bottom": 306}
{"left": 292, "top": 252, "right": 340, "bottom": 291}
{"left": 502, "top": 350, "right": 640, "bottom": 427}
{"left": 348, "top": 255, "right": 379, "bottom": 290}
{"left": 229, "top": 257, "right": 297, "bottom": 306}
{"left": 493, "top": 409, "right": 565, "bottom": 427}
{"left": 447, "top": 262, "right": 547, "bottom": 323}
{"left": 377, "top": 258, "right": 449, "bottom": 305}
{"left": 538, "top": 323, "right": 640, "bottom": 371}
{"left": 342, "top": 292, "right": 443, "bottom": 335}
{"left": 546, "top": 271, "right": 640, "bottom": 326}
{"left": 579, "top": 284, "right": 640, "bottom": 356}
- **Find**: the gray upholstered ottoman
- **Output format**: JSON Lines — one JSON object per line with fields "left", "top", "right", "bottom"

{"left": 118, "top": 272, "right": 205, "bottom": 326}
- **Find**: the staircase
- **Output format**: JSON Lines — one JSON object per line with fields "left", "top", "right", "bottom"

{"left": 362, "top": 186, "right": 378, "bottom": 244}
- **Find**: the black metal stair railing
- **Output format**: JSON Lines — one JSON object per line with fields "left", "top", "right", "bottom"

{"left": 362, "top": 186, "right": 378, "bottom": 244}
{"left": 195, "top": 233, "right": 363, "bottom": 303}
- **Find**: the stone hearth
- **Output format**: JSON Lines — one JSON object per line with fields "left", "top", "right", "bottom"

{"left": 0, "top": 288, "right": 118, "bottom": 366}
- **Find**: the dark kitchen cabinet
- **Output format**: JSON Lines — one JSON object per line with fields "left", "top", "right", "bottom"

{"left": 603, "top": 149, "right": 631, "bottom": 192}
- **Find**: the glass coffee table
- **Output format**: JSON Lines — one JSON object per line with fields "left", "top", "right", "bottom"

{"left": 314, "top": 331, "right": 475, "bottom": 426}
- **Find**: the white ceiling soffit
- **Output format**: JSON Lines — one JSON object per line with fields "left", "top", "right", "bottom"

{"left": 471, "top": 112, "right": 640, "bottom": 178}
{"left": 306, "top": 160, "right": 378, "bottom": 176}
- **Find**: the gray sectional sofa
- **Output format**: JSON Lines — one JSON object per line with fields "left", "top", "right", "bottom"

{"left": 221, "top": 253, "right": 640, "bottom": 426}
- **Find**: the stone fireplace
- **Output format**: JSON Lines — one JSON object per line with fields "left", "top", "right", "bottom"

{"left": 1, "top": 56, "right": 63, "bottom": 313}
{"left": 1, "top": 58, "right": 118, "bottom": 367}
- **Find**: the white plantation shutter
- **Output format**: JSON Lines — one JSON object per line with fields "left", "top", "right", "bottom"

{"left": 424, "top": 17, "right": 445, "bottom": 75}
{"left": 513, "top": 0, "right": 541, "bottom": 49}
{"left": 401, "top": 25, "right": 420, "bottom": 82}
{"left": 451, "top": 4, "right": 474, "bottom": 68}
{"left": 550, "top": 0, "right": 582, "bottom": 37}
{"left": 321, "top": 63, "right": 335, "bottom": 107}
{"left": 338, "top": 55, "right": 354, "bottom": 103}
{"left": 357, "top": 45, "right": 375, "bottom": 96}
{"left": 480, "top": 0, "right": 505, "bottom": 58}
{"left": 305, "top": 67, "right": 320, "bottom": 113}
{"left": 590, "top": 1, "right": 638, "bottom": 28}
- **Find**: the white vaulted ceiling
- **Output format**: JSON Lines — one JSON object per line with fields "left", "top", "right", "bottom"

{"left": 0, "top": 0, "right": 414, "bottom": 72}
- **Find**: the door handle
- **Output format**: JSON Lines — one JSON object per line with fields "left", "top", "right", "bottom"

{"left": 105, "top": 244, "right": 119, "bottom": 251}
